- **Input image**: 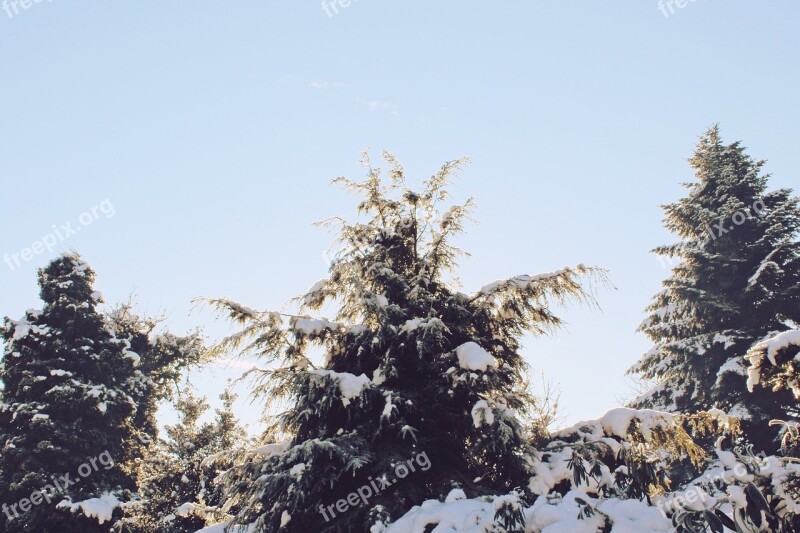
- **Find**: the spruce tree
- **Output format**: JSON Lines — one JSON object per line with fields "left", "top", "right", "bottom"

{"left": 0, "top": 254, "right": 206, "bottom": 532}
{"left": 208, "top": 153, "right": 602, "bottom": 531}
{"left": 0, "top": 254, "right": 137, "bottom": 532}
{"left": 628, "top": 126, "right": 800, "bottom": 450}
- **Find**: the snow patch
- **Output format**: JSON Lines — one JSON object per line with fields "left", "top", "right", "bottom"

{"left": 249, "top": 442, "right": 290, "bottom": 457}
{"left": 455, "top": 342, "right": 497, "bottom": 372}
{"left": 478, "top": 268, "right": 577, "bottom": 295}
{"left": 761, "top": 330, "right": 800, "bottom": 365}
{"left": 471, "top": 400, "right": 495, "bottom": 428}
{"left": 289, "top": 462, "right": 306, "bottom": 479}
{"left": 444, "top": 488, "right": 466, "bottom": 503}
{"left": 384, "top": 491, "right": 672, "bottom": 533}
{"left": 292, "top": 317, "right": 341, "bottom": 335}
{"left": 175, "top": 502, "right": 195, "bottom": 517}
{"left": 401, "top": 318, "right": 424, "bottom": 333}
{"left": 58, "top": 493, "right": 122, "bottom": 525}
{"left": 8, "top": 316, "right": 50, "bottom": 342}
{"left": 309, "top": 369, "right": 371, "bottom": 407}
{"left": 123, "top": 350, "right": 141, "bottom": 366}
{"left": 715, "top": 357, "right": 746, "bottom": 385}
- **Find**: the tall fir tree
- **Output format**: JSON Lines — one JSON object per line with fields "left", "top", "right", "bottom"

{"left": 208, "top": 153, "right": 602, "bottom": 531}
{"left": 0, "top": 254, "right": 137, "bottom": 532}
{"left": 0, "top": 253, "right": 206, "bottom": 532}
{"left": 628, "top": 126, "right": 800, "bottom": 450}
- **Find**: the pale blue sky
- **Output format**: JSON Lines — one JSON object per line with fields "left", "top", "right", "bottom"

{"left": 2, "top": 2, "right": 798, "bottom": 434}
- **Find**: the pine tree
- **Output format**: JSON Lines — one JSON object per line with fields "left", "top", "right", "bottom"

{"left": 208, "top": 153, "right": 602, "bottom": 531}
{"left": 628, "top": 126, "right": 800, "bottom": 450}
{"left": 0, "top": 254, "right": 137, "bottom": 532}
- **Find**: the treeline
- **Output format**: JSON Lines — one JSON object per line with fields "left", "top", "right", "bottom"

{"left": 1, "top": 126, "right": 799, "bottom": 532}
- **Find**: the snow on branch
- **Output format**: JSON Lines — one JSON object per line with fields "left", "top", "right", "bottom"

{"left": 745, "top": 329, "right": 800, "bottom": 396}
{"left": 470, "top": 265, "right": 607, "bottom": 336}
{"left": 308, "top": 369, "right": 371, "bottom": 407}
{"left": 57, "top": 493, "right": 123, "bottom": 525}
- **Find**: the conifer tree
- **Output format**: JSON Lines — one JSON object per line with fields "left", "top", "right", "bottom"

{"left": 0, "top": 254, "right": 137, "bottom": 532}
{"left": 120, "top": 388, "right": 247, "bottom": 532}
{"left": 628, "top": 126, "right": 800, "bottom": 450}
{"left": 0, "top": 254, "right": 206, "bottom": 532}
{"left": 208, "top": 153, "right": 602, "bottom": 531}
{"left": 213, "top": 388, "right": 248, "bottom": 452}
{"left": 123, "top": 390, "right": 211, "bottom": 532}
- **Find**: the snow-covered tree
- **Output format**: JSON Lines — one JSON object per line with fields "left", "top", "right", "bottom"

{"left": 120, "top": 388, "right": 247, "bottom": 532}
{"left": 205, "top": 153, "right": 604, "bottom": 531}
{"left": 0, "top": 254, "right": 137, "bottom": 532}
{"left": 0, "top": 253, "right": 206, "bottom": 532}
{"left": 628, "top": 126, "right": 800, "bottom": 450}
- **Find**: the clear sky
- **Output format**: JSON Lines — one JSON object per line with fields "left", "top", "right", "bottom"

{"left": 1, "top": 2, "right": 798, "bottom": 435}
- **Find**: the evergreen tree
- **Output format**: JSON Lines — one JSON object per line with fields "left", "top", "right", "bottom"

{"left": 628, "top": 126, "right": 800, "bottom": 450}
{"left": 0, "top": 254, "right": 206, "bottom": 532}
{"left": 212, "top": 388, "right": 248, "bottom": 453}
{"left": 120, "top": 388, "right": 247, "bottom": 532}
{"left": 0, "top": 254, "right": 137, "bottom": 532}
{"left": 208, "top": 153, "right": 602, "bottom": 531}
{"left": 123, "top": 390, "right": 211, "bottom": 532}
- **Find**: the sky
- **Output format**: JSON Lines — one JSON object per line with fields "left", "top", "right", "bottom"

{"left": 1, "top": 2, "right": 798, "bottom": 436}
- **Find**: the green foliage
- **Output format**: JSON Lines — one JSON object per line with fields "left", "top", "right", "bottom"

{"left": 0, "top": 254, "right": 207, "bottom": 532}
{"left": 628, "top": 125, "right": 800, "bottom": 452}
{"left": 0, "top": 254, "right": 138, "bottom": 532}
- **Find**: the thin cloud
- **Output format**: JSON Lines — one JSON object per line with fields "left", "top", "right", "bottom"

{"left": 358, "top": 99, "right": 399, "bottom": 114}
{"left": 365, "top": 100, "right": 391, "bottom": 111}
